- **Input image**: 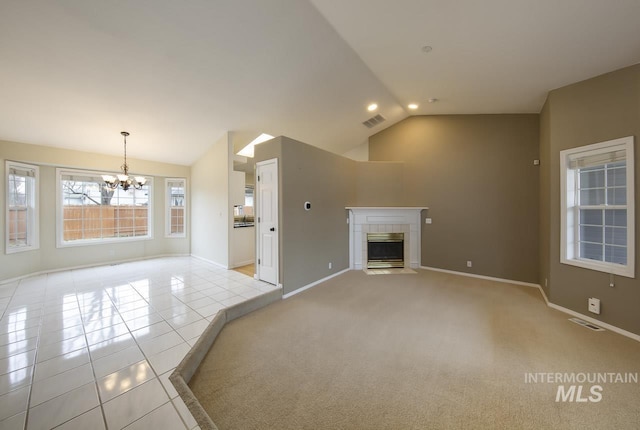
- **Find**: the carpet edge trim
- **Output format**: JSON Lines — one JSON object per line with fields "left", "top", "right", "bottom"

{"left": 547, "top": 302, "right": 640, "bottom": 342}
{"left": 170, "top": 288, "right": 283, "bottom": 430}
{"left": 282, "top": 268, "right": 351, "bottom": 299}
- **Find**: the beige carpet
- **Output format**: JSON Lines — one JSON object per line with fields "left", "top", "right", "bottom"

{"left": 189, "top": 269, "right": 640, "bottom": 429}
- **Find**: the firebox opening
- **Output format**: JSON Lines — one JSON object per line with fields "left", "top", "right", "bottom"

{"left": 367, "top": 233, "right": 404, "bottom": 269}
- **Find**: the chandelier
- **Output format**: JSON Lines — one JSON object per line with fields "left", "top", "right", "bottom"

{"left": 102, "top": 131, "right": 147, "bottom": 191}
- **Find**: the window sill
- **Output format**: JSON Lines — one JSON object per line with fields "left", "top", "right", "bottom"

{"left": 561, "top": 257, "right": 634, "bottom": 278}
{"left": 57, "top": 235, "right": 153, "bottom": 248}
{"left": 6, "top": 245, "right": 39, "bottom": 255}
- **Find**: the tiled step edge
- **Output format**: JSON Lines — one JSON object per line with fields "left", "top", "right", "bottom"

{"left": 169, "top": 288, "right": 283, "bottom": 430}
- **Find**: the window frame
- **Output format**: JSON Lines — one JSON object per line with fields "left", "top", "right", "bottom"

{"left": 560, "top": 136, "right": 635, "bottom": 278}
{"left": 165, "top": 178, "right": 187, "bottom": 238}
{"left": 5, "top": 161, "right": 39, "bottom": 254}
{"left": 56, "top": 168, "right": 153, "bottom": 248}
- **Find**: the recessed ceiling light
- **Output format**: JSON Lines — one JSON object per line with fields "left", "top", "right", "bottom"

{"left": 367, "top": 103, "right": 378, "bottom": 112}
{"left": 428, "top": 98, "right": 438, "bottom": 103}
{"left": 408, "top": 103, "right": 419, "bottom": 110}
{"left": 421, "top": 46, "right": 432, "bottom": 54}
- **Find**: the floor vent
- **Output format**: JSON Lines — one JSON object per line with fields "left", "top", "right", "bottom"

{"left": 362, "top": 114, "right": 386, "bottom": 128}
{"left": 569, "top": 317, "right": 605, "bottom": 331}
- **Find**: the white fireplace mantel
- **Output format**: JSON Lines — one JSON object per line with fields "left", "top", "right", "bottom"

{"left": 346, "top": 207, "right": 428, "bottom": 270}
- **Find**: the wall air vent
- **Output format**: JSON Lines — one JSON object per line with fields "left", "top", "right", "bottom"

{"left": 568, "top": 317, "right": 605, "bottom": 331}
{"left": 362, "top": 114, "right": 386, "bottom": 129}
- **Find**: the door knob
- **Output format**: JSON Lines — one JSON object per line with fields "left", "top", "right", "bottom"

{"left": 270, "top": 227, "right": 276, "bottom": 231}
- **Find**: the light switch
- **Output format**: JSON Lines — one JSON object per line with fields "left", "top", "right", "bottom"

{"left": 425, "top": 218, "right": 432, "bottom": 224}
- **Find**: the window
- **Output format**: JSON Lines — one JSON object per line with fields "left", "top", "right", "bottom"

{"left": 6, "top": 161, "right": 39, "bottom": 253}
{"left": 244, "top": 185, "right": 254, "bottom": 207}
{"left": 165, "top": 178, "right": 186, "bottom": 237}
{"left": 57, "top": 169, "right": 152, "bottom": 246}
{"left": 233, "top": 185, "right": 255, "bottom": 228}
{"left": 560, "top": 136, "right": 635, "bottom": 277}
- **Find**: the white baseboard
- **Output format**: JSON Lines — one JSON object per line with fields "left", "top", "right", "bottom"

{"left": 283, "top": 268, "right": 350, "bottom": 299}
{"left": 420, "top": 266, "right": 540, "bottom": 288}
{"left": 0, "top": 253, "right": 191, "bottom": 286}
{"left": 190, "top": 254, "right": 229, "bottom": 269}
{"left": 229, "top": 259, "right": 254, "bottom": 269}
{"left": 535, "top": 284, "right": 639, "bottom": 342}
{"left": 547, "top": 302, "right": 640, "bottom": 342}
{"left": 420, "top": 266, "right": 639, "bottom": 343}
{"left": 536, "top": 284, "right": 550, "bottom": 305}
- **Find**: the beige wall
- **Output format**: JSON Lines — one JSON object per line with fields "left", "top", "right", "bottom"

{"left": 190, "top": 133, "right": 230, "bottom": 267}
{"left": 256, "top": 136, "right": 356, "bottom": 295}
{"left": 542, "top": 64, "right": 640, "bottom": 335}
{"left": 539, "top": 100, "right": 551, "bottom": 298}
{"left": 257, "top": 118, "right": 540, "bottom": 294}
{"left": 0, "top": 140, "right": 190, "bottom": 282}
{"left": 354, "top": 162, "right": 406, "bottom": 207}
{"left": 369, "top": 115, "right": 540, "bottom": 283}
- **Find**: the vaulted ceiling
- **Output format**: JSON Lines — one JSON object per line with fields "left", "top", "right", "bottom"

{"left": 1, "top": 0, "right": 639, "bottom": 165}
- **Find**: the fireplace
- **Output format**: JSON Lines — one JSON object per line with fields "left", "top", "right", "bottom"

{"left": 347, "top": 207, "right": 427, "bottom": 270}
{"left": 367, "top": 233, "right": 404, "bottom": 269}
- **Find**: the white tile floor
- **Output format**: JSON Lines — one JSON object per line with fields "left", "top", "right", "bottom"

{"left": 0, "top": 257, "right": 278, "bottom": 429}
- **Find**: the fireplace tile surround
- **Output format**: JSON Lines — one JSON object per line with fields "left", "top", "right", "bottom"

{"left": 346, "top": 207, "right": 428, "bottom": 270}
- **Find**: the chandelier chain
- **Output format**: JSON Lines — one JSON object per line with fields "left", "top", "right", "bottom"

{"left": 122, "top": 132, "right": 129, "bottom": 175}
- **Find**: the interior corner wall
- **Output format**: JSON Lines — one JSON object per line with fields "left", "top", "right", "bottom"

{"left": 0, "top": 140, "right": 190, "bottom": 282}
{"left": 369, "top": 115, "right": 540, "bottom": 284}
{"left": 255, "top": 136, "right": 356, "bottom": 295}
{"left": 545, "top": 64, "right": 640, "bottom": 335}
{"left": 280, "top": 138, "right": 356, "bottom": 295}
{"left": 539, "top": 99, "right": 551, "bottom": 299}
{"left": 190, "top": 132, "right": 230, "bottom": 267}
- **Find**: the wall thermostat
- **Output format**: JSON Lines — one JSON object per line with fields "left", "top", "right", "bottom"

{"left": 304, "top": 202, "right": 311, "bottom": 211}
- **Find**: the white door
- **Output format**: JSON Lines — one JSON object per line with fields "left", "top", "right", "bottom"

{"left": 256, "top": 159, "right": 278, "bottom": 285}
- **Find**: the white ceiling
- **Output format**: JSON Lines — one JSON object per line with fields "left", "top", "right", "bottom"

{"left": 312, "top": 0, "right": 640, "bottom": 115}
{"left": 1, "top": 1, "right": 639, "bottom": 165}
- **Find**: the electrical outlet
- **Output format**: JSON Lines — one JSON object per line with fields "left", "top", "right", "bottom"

{"left": 588, "top": 298, "right": 601, "bottom": 314}
{"left": 466, "top": 261, "right": 472, "bottom": 268}
{"left": 329, "top": 262, "right": 332, "bottom": 269}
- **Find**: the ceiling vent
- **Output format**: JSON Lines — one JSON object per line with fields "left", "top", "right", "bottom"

{"left": 362, "top": 114, "right": 386, "bottom": 129}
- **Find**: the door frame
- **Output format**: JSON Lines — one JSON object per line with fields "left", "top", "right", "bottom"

{"left": 255, "top": 158, "right": 279, "bottom": 286}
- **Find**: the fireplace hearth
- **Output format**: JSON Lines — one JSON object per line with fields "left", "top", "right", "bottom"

{"left": 367, "top": 233, "right": 404, "bottom": 269}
